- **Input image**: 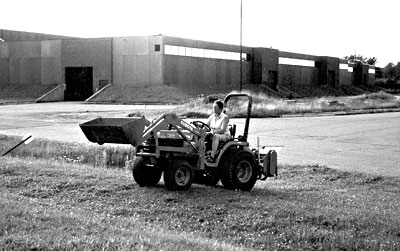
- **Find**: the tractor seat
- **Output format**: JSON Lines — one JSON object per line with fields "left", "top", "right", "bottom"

{"left": 206, "top": 125, "right": 236, "bottom": 151}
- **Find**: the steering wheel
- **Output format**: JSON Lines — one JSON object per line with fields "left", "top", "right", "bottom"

{"left": 191, "top": 121, "right": 211, "bottom": 132}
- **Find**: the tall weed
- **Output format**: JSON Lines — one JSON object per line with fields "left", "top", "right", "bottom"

{"left": 0, "top": 134, "right": 133, "bottom": 168}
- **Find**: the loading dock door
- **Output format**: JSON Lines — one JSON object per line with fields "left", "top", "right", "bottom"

{"left": 267, "top": 71, "right": 278, "bottom": 91}
{"left": 328, "top": 70, "right": 336, "bottom": 87}
{"left": 65, "top": 67, "right": 93, "bottom": 101}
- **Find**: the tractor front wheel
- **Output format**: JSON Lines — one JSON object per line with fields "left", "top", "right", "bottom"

{"left": 164, "top": 161, "right": 194, "bottom": 191}
{"left": 132, "top": 157, "right": 162, "bottom": 187}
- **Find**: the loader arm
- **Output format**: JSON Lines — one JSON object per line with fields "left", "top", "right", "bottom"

{"left": 80, "top": 113, "right": 204, "bottom": 147}
{"left": 140, "top": 113, "right": 204, "bottom": 145}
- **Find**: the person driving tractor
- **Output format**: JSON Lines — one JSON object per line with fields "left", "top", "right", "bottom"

{"left": 205, "top": 99, "right": 230, "bottom": 162}
{"left": 80, "top": 93, "right": 278, "bottom": 191}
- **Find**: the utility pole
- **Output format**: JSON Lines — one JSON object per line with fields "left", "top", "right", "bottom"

{"left": 239, "top": 0, "right": 243, "bottom": 92}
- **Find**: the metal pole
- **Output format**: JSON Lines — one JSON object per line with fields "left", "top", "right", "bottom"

{"left": 1, "top": 135, "right": 32, "bottom": 156}
{"left": 240, "top": 0, "right": 243, "bottom": 92}
{"left": 0, "top": 29, "right": 4, "bottom": 42}
{"left": 111, "top": 37, "right": 113, "bottom": 85}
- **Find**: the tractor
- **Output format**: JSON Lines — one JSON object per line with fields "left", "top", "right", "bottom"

{"left": 80, "top": 93, "right": 277, "bottom": 191}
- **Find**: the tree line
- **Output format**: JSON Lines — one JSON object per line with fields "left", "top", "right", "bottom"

{"left": 379, "top": 62, "right": 400, "bottom": 82}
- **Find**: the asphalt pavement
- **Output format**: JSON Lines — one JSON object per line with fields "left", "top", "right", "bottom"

{"left": 0, "top": 102, "right": 399, "bottom": 177}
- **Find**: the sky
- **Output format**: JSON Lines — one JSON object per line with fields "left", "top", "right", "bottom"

{"left": 1, "top": 0, "right": 399, "bottom": 67}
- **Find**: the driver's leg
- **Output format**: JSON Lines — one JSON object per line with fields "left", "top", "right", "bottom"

{"left": 211, "top": 134, "right": 230, "bottom": 160}
{"left": 211, "top": 134, "right": 222, "bottom": 159}
{"left": 205, "top": 132, "right": 213, "bottom": 152}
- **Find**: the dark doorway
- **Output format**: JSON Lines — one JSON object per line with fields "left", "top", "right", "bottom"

{"left": 267, "top": 71, "right": 278, "bottom": 91}
{"left": 65, "top": 67, "right": 93, "bottom": 101}
{"left": 354, "top": 62, "right": 364, "bottom": 86}
{"left": 327, "top": 70, "right": 336, "bottom": 87}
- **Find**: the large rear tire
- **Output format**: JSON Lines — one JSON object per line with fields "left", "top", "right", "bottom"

{"left": 164, "top": 160, "right": 194, "bottom": 191}
{"left": 220, "top": 150, "right": 258, "bottom": 191}
{"left": 132, "top": 157, "right": 162, "bottom": 187}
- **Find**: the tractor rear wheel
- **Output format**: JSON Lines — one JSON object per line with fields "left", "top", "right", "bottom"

{"left": 132, "top": 157, "right": 162, "bottom": 187}
{"left": 220, "top": 150, "right": 258, "bottom": 191}
{"left": 164, "top": 160, "right": 194, "bottom": 191}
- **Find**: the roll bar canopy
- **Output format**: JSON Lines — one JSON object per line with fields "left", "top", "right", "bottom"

{"left": 223, "top": 93, "right": 252, "bottom": 142}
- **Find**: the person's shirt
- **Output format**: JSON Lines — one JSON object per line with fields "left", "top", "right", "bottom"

{"left": 207, "top": 112, "right": 229, "bottom": 136}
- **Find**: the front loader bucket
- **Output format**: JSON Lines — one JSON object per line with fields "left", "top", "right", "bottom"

{"left": 79, "top": 117, "right": 146, "bottom": 146}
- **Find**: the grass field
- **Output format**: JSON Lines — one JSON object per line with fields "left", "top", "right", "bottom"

{"left": 1, "top": 137, "right": 400, "bottom": 250}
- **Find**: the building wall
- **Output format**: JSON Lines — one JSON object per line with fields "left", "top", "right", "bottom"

{"left": 163, "top": 36, "right": 251, "bottom": 52}
{"left": 277, "top": 51, "right": 319, "bottom": 87}
{"left": 162, "top": 36, "right": 252, "bottom": 93}
{"left": 0, "top": 30, "right": 377, "bottom": 96}
{"left": 253, "top": 48, "right": 279, "bottom": 89}
{"left": 279, "top": 64, "right": 319, "bottom": 87}
{"left": 0, "top": 40, "right": 62, "bottom": 87}
{"left": 0, "top": 41, "right": 42, "bottom": 86}
{"left": 0, "top": 43, "right": 10, "bottom": 86}
{"left": 163, "top": 54, "right": 251, "bottom": 93}
{"left": 279, "top": 51, "right": 318, "bottom": 61}
{"left": 339, "top": 69, "right": 353, "bottom": 86}
{"left": 62, "top": 38, "right": 112, "bottom": 92}
{"left": 41, "top": 40, "right": 62, "bottom": 85}
{"left": 368, "top": 66, "right": 375, "bottom": 86}
{"left": 113, "top": 35, "right": 162, "bottom": 86}
{"left": 317, "top": 56, "right": 340, "bottom": 87}
{"left": 11, "top": 41, "right": 41, "bottom": 85}
{"left": 0, "top": 29, "right": 77, "bottom": 42}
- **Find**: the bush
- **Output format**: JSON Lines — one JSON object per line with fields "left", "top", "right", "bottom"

{"left": 375, "top": 78, "right": 400, "bottom": 89}
{"left": 374, "top": 78, "right": 387, "bottom": 86}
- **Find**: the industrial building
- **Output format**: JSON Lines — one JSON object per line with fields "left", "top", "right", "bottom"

{"left": 0, "top": 29, "right": 375, "bottom": 101}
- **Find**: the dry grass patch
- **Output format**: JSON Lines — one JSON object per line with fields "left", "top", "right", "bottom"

{"left": 179, "top": 90, "right": 400, "bottom": 118}
{"left": 90, "top": 85, "right": 194, "bottom": 104}
{"left": 0, "top": 134, "right": 133, "bottom": 168}
{"left": 0, "top": 84, "right": 58, "bottom": 102}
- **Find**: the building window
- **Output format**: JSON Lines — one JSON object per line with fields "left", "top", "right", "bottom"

{"left": 246, "top": 53, "right": 254, "bottom": 61}
{"left": 339, "top": 63, "right": 349, "bottom": 70}
{"left": 279, "top": 57, "right": 315, "bottom": 67}
{"left": 155, "top": 44, "right": 161, "bottom": 52}
{"left": 164, "top": 44, "right": 242, "bottom": 61}
{"left": 178, "top": 46, "right": 186, "bottom": 56}
{"left": 165, "top": 45, "right": 179, "bottom": 55}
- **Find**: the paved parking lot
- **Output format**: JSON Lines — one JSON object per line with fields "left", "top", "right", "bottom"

{"left": 1, "top": 102, "right": 399, "bottom": 177}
